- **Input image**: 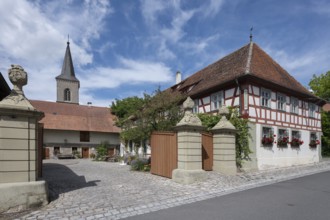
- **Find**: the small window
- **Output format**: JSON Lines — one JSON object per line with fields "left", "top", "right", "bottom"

{"left": 80, "top": 131, "right": 90, "bottom": 142}
{"left": 291, "top": 130, "right": 303, "bottom": 147}
{"left": 309, "top": 132, "right": 319, "bottom": 148}
{"left": 72, "top": 147, "right": 78, "bottom": 153}
{"left": 310, "top": 132, "right": 317, "bottom": 141}
{"left": 54, "top": 146, "right": 60, "bottom": 155}
{"left": 261, "top": 88, "right": 271, "bottom": 108}
{"left": 309, "top": 103, "right": 316, "bottom": 118}
{"left": 277, "top": 93, "right": 286, "bottom": 111}
{"left": 291, "top": 97, "right": 299, "bottom": 114}
{"left": 292, "top": 130, "right": 301, "bottom": 139}
{"left": 278, "top": 129, "right": 289, "bottom": 146}
{"left": 193, "top": 99, "right": 199, "bottom": 113}
{"left": 64, "top": 88, "right": 71, "bottom": 101}
{"left": 261, "top": 127, "right": 274, "bottom": 145}
{"left": 211, "top": 91, "right": 223, "bottom": 111}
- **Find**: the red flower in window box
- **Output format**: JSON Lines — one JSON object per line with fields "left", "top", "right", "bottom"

{"left": 278, "top": 136, "right": 289, "bottom": 147}
{"left": 309, "top": 140, "right": 320, "bottom": 148}
{"left": 262, "top": 136, "right": 274, "bottom": 145}
{"left": 291, "top": 138, "right": 303, "bottom": 147}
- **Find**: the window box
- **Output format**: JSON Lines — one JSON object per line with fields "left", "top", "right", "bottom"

{"left": 291, "top": 138, "right": 303, "bottom": 147}
{"left": 262, "top": 136, "right": 274, "bottom": 145}
{"left": 277, "top": 136, "right": 289, "bottom": 147}
{"left": 309, "top": 140, "right": 320, "bottom": 148}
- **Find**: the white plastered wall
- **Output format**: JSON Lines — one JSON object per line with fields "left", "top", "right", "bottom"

{"left": 255, "top": 124, "right": 320, "bottom": 170}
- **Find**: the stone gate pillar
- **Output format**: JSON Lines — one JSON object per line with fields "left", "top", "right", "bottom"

{"left": 172, "top": 97, "right": 206, "bottom": 184}
{"left": 0, "top": 65, "right": 47, "bottom": 213}
{"left": 211, "top": 106, "right": 237, "bottom": 175}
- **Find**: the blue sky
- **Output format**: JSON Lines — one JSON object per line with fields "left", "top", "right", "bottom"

{"left": 0, "top": 0, "right": 329, "bottom": 107}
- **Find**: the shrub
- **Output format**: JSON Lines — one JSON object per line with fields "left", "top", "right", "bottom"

{"left": 130, "top": 158, "right": 150, "bottom": 171}
{"left": 90, "top": 153, "right": 96, "bottom": 159}
{"left": 73, "top": 151, "right": 82, "bottom": 159}
{"left": 96, "top": 141, "right": 109, "bottom": 160}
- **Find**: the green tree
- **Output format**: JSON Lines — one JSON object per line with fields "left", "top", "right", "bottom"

{"left": 96, "top": 141, "right": 109, "bottom": 160}
{"left": 111, "top": 89, "right": 185, "bottom": 144}
{"left": 111, "top": 96, "right": 145, "bottom": 127}
{"left": 309, "top": 71, "right": 330, "bottom": 156}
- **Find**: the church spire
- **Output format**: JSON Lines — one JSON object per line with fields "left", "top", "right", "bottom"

{"left": 56, "top": 40, "right": 80, "bottom": 104}
{"left": 56, "top": 40, "right": 79, "bottom": 82}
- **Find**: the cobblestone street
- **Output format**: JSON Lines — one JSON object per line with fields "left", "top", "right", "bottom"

{"left": 7, "top": 159, "right": 330, "bottom": 220}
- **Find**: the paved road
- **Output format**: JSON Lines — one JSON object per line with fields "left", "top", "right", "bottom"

{"left": 124, "top": 171, "right": 330, "bottom": 220}
{"left": 2, "top": 159, "right": 329, "bottom": 220}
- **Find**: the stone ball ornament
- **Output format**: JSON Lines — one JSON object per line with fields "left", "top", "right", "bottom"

{"left": 8, "top": 64, "right": 28, "bottom": 94}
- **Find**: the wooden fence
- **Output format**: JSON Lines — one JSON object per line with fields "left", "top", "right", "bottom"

{"left": 150, "top": 131, "right": 214, "bottom": 178}
{"left": 202, "top": 132, "right": 213, "bottom": 171}
{"left": 150, "top": 132, "right": 177, "bottom": 178}
{"left": 37, "top": 123, "right": 44, "bottom": 178}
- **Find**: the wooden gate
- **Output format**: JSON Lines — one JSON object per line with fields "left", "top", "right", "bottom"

{"left": 150, "top": 132, "right": 177, "bottom": 178}
{"left": 82, "top": 147, "right": 89, "bottom": 158}
{"left": 43, "top": 148, "right": 50, "bottom": 159}
{"left": 37, "top": 123, "right": 44, "bottom": 177}
{"left": 107, "top": 148, "right": 115, "bottom": 156}
{"left": 202, "top": 132, "right": 213, "bottom": 171}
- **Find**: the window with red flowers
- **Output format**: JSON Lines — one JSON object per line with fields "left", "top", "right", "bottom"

{"left": 262, "top": 127, "right": 274, "bottom": 146}
{"left": 309, "top": 132, "right": 319, "bottom": 148}
{"left": 277, "top": 129, "right": 289, "bottom": 147}
{"left": 291, "top": 130, "right": 303, "bottom": 147}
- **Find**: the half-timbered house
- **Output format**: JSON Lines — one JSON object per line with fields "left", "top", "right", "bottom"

{"left": 168, "top": 40, "right": 326, "bottom": 170}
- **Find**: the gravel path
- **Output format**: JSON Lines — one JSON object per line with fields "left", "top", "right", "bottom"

{"left": 4, "top": 159, "right": 330, "bottom": 220}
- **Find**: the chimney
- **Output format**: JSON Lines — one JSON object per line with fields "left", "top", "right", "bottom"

{"left": 176, "top": 71, "right": 182, "bottom": 84}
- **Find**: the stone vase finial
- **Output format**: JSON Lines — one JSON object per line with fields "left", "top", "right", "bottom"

{"left": 0, "top": 64, "right": 37, "bottom": 110}
{"left": 212, "top": 105, "right": 235, "bottom": 130}
{"left": 8, "top": 64, "right": 27, "bottom": 95}
{"left": 176, "top": 96, "right": 202, "bottom": 126}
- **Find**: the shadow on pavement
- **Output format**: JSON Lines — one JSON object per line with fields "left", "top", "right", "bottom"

{"left": 43, "top": 162, "right": 100, "bottom": 201}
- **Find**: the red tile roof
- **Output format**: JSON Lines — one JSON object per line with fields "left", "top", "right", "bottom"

{"left": 30, "top": 100, "right": 121, "bottom": 133}
{"left": 170, "top": 42, "right": 318, "bottom": 100}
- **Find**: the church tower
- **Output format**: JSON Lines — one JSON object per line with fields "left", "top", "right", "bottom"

{"left": 56, "top": 40, "right": 80, "bottom": 104}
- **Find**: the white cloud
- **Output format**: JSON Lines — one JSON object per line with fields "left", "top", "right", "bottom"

{"left": 264, "top": 44, "right": 330, "bottom": 86}
{"left": 160, "top": 9, "right": 196, "bottom": 43}
{"left": 79, "top": 57, "right": 173, "bottom": 90}
{"left": 180, "top": 34, "right": 220, "bottom": 54}
{"left": 310, "top": 1, "right": 330, "bottom": 15}
{"left": 140, "top": 0, "right": 225, "bottom": 61}
{"left": 202, "top": 0, "right": 225, "bottom": 17}
{"left": 0, "top": 0, "right": 112, "bottom": 103}
{"left": 158, "top": 40, "right": 176, "bottom": 60}
{"left": 140, "top": 0, "right": 166, "bottom": 25}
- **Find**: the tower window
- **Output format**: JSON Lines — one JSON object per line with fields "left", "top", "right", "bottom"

{"left": 64, "top": 88, "right": 71, "bottom": 101}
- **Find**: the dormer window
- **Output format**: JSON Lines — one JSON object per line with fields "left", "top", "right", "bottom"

{"left": 64, "top": 88, "right": 71, "bottom": 101}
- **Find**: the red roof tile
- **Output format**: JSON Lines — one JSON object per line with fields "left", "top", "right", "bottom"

{"left": 30, "top": 100, "right": 121, "bottom": 133}
{"left": 170, "top": 42, "right": 316, "bottom": 99}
